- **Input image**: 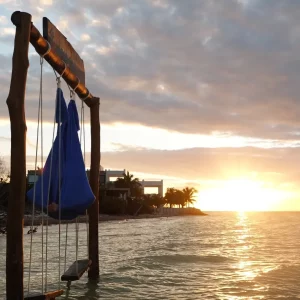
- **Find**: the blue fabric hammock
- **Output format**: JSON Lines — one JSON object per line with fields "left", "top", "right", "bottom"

{"left": 27, "top": 88, "right": 95, "bottom": 220}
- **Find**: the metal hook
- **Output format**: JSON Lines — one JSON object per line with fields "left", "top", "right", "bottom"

{"left": 56, "top": 76, "right": 61, "bottom": 88}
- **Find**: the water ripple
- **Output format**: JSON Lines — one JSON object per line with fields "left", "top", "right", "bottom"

{"left": 1, "top": 212, "right": 300, "bottom": 299}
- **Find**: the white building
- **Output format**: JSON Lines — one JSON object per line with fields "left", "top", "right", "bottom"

{"left": 105, "top": 169, "right": 164, "bottom": 197}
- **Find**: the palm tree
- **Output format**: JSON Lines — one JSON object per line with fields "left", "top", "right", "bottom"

{"left": 182, "top": 187, "right": 198, "bottom": 207}
{"left": 175, "top": 189, "right": 185, "bottom": 208}
{"left": 143, "top": 194, "right": 165, "bottom": 209}
{"left": 115, "top": 171, "right": 143, "bottom": 198}
{"left": 151, "top": 194, "right": 165, "bottom": 208}
{"left": 123, "top": 171, "right": 140, "bottom": 185}
{"left": 164, "top": 188, "right": 178, "bottom": 208}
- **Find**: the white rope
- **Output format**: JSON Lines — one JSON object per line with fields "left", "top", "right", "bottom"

{"left": 73, "top": 91, "right": 80, "bottom": 269}
{"left": 41, "top": 66, "right": 61, "bottom": 292}
{"left": 40, "top": 41, "right": 51, "bottom": 57}
{"left": 73, "top": 79, "right": 80, "bottom": 93}
{"left": 81, "top": 99, "right": 89, "bottom": 258}
{"left": 58, "top": 87, "right": 89, "bottom": 281}
{"left": 60, "top": 87, "right": 83, "bottom": 284}
{"left": 45, "top": 109, "right": 56, "bottom": 292}
{"left": 74, "top": 89, "right": 90, "bottom": 261}
{"left": 63, "top": 80, "right": 69, "bottom": 272}
{"left": 62, "top": 87, "right": 68, "bottom": 273}
{"left": 64, "top": 223, "right": 68, "bottom": 272}
{"left": 81, "top": 92, "right": 91, "bottom": 102}
{"left": 52, "top": 62, "right": 67, "bottom": 85}
{"left": 75, "top": 218, "right": 79, "bottom": 274}
{"left": 28, "top": 61, "right": 66, "bottom": 292}
{"left": 40, "top": 56, "right": 45, "bottom": 293}
{"left": 52, "top": 68, "right": 66, "bottom": 288}
{"left": 60, "top": 61, "right": 67, "bottom": 78}
{"left": 77, "top": 92, "right": 89, "bottom": 258}
{"left": 58, "top": 77, "right": 62, "bottom": 289}
{"left": 27, "top": 56, "right": 44, "bottom": 296}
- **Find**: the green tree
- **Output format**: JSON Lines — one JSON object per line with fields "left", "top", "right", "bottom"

{"left": 182, "top": 187, "right": 198, "bottom": 207}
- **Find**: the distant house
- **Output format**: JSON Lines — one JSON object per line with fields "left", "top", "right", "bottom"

{"left": 27, "top": 169, "right": 42, "bottom": 185}
{"left": 103, "top": 169, "right": 163, "bottom": 197}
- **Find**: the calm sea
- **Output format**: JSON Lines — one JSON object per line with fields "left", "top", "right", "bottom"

{"left": 0, "top": 212, "right": 300, "bottom": 299}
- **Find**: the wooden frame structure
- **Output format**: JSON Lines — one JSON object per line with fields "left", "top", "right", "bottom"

{"left": 6, "top": 11, "right": 100, "bottom": 299}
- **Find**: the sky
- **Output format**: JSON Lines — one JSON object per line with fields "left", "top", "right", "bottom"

{"left": 1, "top": 0, "right": 300, "bottom": 211}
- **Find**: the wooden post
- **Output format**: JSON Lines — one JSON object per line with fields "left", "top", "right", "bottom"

{"left": 88, "top": 99, "right": 100, "bottom": 279}
{"left": 6, "top": 12, "right": 31, "bottom": 299}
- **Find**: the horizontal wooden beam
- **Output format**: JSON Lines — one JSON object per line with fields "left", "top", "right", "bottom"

{"left": 11, "top": 11, "right": 98, "bottom": 107}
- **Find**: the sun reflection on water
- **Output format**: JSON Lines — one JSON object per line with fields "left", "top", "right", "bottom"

{"left": 231, "top": 212, "right": 286, "bottom": 298}
{"left": 234, "top": 212, "right": 258, "bottom": 280}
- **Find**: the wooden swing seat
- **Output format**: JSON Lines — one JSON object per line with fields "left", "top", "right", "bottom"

{"left": 61, "top": 259, "right": 91, "bottom": 282}
{"left": 24, "top": 289, "right": 63, "bottom": 300}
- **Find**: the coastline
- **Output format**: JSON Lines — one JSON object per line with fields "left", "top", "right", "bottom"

{"left": 20, "top": 210, "right": 208, "bottom": 227}
{"left": 0, "top": 208, "right": 208, "bottom": 228}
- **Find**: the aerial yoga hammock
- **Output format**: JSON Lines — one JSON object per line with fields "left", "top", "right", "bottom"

{"left": 27, "top": 87, "right": 95, "bottom": 220}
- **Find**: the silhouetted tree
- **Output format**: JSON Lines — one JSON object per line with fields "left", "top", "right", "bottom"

{"left": 165, "top": 187, "right": 198, "bottom": 208}
{"left": 182, "top": 187, "right": 198, "bottom": 207}
{"left": 143, "top": 193, "right": 165, "bottom": 209}
{"left": 151, "top": 194, "right": 166, "bottom": 208}
{"left": 115, "top": 171, "right": 143, "bottom": 198}
{"left": 164, "top": 188, "right": 178, "bottom": 208}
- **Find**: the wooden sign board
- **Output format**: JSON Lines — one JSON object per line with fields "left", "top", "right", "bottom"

{"left": 43, "top": 17, "right": 85, "bottom": 85}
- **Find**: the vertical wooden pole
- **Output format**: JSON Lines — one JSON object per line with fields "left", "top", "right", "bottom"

{"left": 6, "top": 11, "right": 31, "bottom": 299}
{"left": 88, "top": 98, "right": 100, "bottom": 279}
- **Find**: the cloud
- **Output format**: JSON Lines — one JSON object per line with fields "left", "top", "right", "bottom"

{"left": 0, "top": 136, "right": 10, "bottom": 142}
{"left": 26, "top": 144, "right": 298, "bottom": 194}
{"left": 100, "top": 145, "right": 300, "bottom": 189}
{"left": 1, "top": 0, "right": 300, "bottom": 142}
{"left": 0, "top": 16, "right": 7, "bottom": 24}
{"left": 80, "top": 34, "right": 91, "bottom": 42}
{"left": 18, "top": 143, "right": 300, "bottom": 211}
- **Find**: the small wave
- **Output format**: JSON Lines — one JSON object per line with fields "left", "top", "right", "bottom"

{"left": 116, "top": 265, "right": 137, "bottom": 272}
{"left": 256, "top": 264, "right": 300, "bottom": 283}
{"left": 140, "top": 254, "right": 232, "bottom": 264}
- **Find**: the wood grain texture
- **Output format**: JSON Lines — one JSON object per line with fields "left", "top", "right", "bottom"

{"left": 88, "top": 99, "right": 100, "bottom": 279}
{"left": 6, "top": 11, "right": 31, "bottom": 300}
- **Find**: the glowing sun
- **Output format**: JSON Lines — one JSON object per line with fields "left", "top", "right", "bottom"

{"left": 195, "top": 178, "right": 288, "bottom": 211}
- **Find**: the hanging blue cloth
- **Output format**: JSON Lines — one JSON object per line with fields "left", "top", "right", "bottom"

{"left": 27, "top": 88, "right": 95, "bottom": 220}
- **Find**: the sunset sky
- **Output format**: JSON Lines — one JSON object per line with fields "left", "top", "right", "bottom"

{"left": 1, "top": 0, "right": 300, "bottom": 211}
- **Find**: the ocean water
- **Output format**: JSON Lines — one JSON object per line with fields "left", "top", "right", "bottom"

{"left": 0, "top": 212, "right": 300, "bottom": 299}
